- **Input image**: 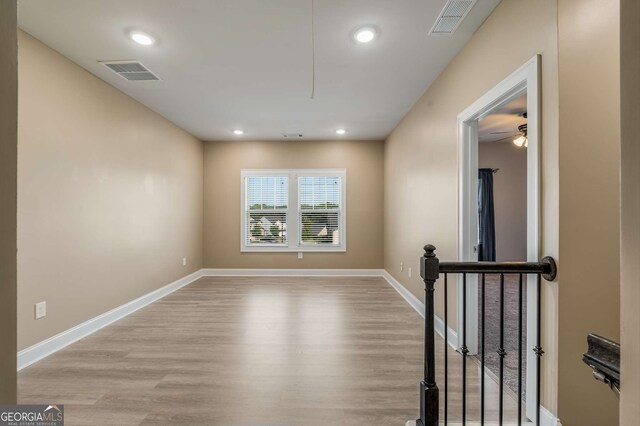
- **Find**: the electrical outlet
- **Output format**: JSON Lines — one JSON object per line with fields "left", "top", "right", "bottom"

{"left": 182, "top": 257, "right": 187, "bottom": 266}
{"left": 400, "top": 262, "right": 404, "bottom": 272}
{"left": 35, "top": 301, "right": 46, "bottom": 320}
{"left": 298, "top": 252, "right": 303, "bottom": 260}
{"left": 408, "top": 267, "right": 412, "bottom": 278}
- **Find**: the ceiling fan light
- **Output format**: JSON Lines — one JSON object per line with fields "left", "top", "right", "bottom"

{"left": 513, "top": 135, "right": 527, "bottom": 147}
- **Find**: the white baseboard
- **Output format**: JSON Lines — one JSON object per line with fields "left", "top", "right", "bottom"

{"left": 381, "top": 270, "right": 425, "bottom": 316}
{"left": 201, "top": 268, "right": 385, "bottom": 277}
{"left": 381, "top": 271, "right": 458, "bottom": 349}
{"left": 16, "top": 268, "right": 381, "bottom": 370}
{"left": 540, "top": 406, "right": 562, "bottom": 426}
{"left": 17, "top": 269, "right": 205, "bottom": 371}
{"left": 15, "top": 266, "right": 559, "bottom": 426}
{"left": 434, "top": 314, "right": 459, "bottom": 350}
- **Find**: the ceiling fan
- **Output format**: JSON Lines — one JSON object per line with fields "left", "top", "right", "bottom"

{"left": 487, "top": 112, "right": 528, "bottom": 147}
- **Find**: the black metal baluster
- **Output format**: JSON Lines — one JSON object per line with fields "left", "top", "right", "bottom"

{"left": 417, "top": 245, "right": 439, "bottom": 426}
{"left": 481, "top": 273, "right": 486, "bottom": 425}
{"left": 444, "top": 273, "right": 448, "bottom": 425}
{"left": 461, "top": 273, "right": 468, "bottom": 425}
{"left": 535, "top": 274, "right": 544, "bottom": 426}
{"left": 414, "top": 246, "right": 557, "bottom": 426}
{"left": 498, "top": 273, "right": 506, "bottom": 426}
{"left": 518, "top": 273, "right": 523, "bottom": 425}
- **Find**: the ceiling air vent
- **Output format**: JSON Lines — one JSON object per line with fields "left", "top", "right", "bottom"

{"left": 99, "top": 60, "right": 160, "bottom": 81}
{"left": 429, "top": 0, "right": 477, "bottom": 35}
{"left": 283, "top": 133, "right": 303, "bottom": 139}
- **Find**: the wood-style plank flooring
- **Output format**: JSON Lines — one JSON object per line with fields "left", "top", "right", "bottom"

{"left": 18, "top": 277, "right": 521, "bottom": 425}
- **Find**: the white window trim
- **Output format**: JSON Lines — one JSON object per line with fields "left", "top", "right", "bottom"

{"left": 240, "top": 169, "right": 347, "bottom": 253}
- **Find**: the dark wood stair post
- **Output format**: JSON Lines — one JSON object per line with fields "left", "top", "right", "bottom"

{"left": 417, "top": 245, "right": 439, "bottom": 426}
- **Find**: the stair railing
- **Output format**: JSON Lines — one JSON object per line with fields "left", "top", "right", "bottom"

{"left": 416, "top": 244, "right": 557, "bottom": 426}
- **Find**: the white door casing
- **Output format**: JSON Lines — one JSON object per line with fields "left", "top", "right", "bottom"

{"left": 457, "top": 55, "right": 541, "bottom": 422}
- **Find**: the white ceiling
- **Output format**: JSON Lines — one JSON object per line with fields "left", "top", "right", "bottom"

{"left": 478, "top": 94, "right": 527, "bottom": 143}
{"left": 18, "top": 0, "right": 501, "bottom": 141}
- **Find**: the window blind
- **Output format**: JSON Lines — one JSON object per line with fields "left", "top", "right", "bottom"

{"left": 245, "top": 176, "right": 288, "bottom": 246}
{"left": 298, "top": 176, "right": 342, "bottom": 246}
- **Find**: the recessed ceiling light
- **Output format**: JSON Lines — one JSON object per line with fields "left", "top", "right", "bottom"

{"left": 233, "top": 129, "right": 245, "bottom": 136}
{"left": 335, "top": 129, "right": 347, "bottom": 135}
{"left": 353, "top": 26, "right": 377, "bottom": 43}
{"left": 130, "top": 31, "right": 155, "bottom": 46}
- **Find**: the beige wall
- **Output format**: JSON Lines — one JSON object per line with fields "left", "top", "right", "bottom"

{"left": 17, "top": 32, "right": 204, "bottom": 350}
{"left": 384, "top": 0, "right": 560, "bottom": 412}
{"left": 0, "top": 0, "right": 18, "bottom": 403}
{"left": 620, "top": 0, "right": 639, "bottom": 424}
{"left": 204, "top": 140, "right": 384, "bottom": 269}
{"left": 557, "top": 0, "right": 621, "bottom": 424}
{"left": 479, "top": 141, "right": 527, "bottom": 262}
{"left": 10, "top": 2, "right": 628, "bottom": 423}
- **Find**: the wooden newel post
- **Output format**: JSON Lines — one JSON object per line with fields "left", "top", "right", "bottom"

{"left": 417, "top": 244, "right": 439, "bottom": 426}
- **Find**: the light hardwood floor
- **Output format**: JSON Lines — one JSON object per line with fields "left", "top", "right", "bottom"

{"left": 18, "top": 277, "right": 521, "bottom": 425}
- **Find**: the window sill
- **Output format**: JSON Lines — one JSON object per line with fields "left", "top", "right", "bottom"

{"left": 241, "top": 247, "right": 346, "bottom": 253}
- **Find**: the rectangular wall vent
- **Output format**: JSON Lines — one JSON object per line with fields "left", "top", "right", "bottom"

{"left": 283, "top": 133, "right": 303, "bottom": 138}
{"left": 99, "top": 60, "right": 160, "bottom": 81}
{"left": 429, "top": 0, "right": 477, "bottom": 35}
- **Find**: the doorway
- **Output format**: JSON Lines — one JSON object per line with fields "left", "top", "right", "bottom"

{"left": 457, "top": 56, "right": 541, "bottom": 422}
{"left": 477, "top": 94, "right": 528, "bottom": 398}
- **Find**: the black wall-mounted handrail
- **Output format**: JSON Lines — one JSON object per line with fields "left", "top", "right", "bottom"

{"left": 416, "top": 244, "right": 558, "bottom": 426}
{"left": 583, "top": 334, "right": 620, "bottom": 396}
{"left": 438, "top": 259, "right": 557, "bottom": 281}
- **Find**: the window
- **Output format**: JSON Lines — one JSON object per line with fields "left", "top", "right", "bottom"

{"left": 299, "top": 176, "right": 341, "bottom": 246}
{"left": 244, "top": 175, "right": 289, "bottom": 247}
{"left": 241, "top": 169, "right": 346, "bottom": 252}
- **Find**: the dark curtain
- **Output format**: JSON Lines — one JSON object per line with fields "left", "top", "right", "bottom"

{"left": 478, "top": 168, "right": 496, "bottom": 261}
